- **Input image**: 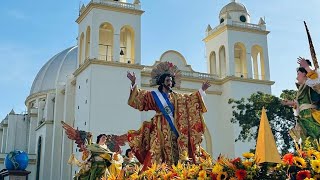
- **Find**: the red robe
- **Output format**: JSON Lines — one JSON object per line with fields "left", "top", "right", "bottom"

{"left": 127, "top": 86, "right": 207, "bottom": 169}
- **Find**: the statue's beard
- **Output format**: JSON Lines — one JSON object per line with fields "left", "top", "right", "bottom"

{"left": 163, "top": 84, "right": 173, "bottom": 93}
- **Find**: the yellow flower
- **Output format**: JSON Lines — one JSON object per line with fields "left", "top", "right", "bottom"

{"left": 212, "top": 163, "right": 224, "bottom": 174}
{"left": 305, "top": 178, "right": 315, "bottom": 180}
{"left": 129, "top": 173, "right": 139, "bottom": 180}
{"left": 188, "top": 167, "right": 198, "bottom": 177}
{"left": 242, "top": 152, "right": 255, "bottom": 159}
{"left": 293, "top": 157, "right": 307, "bottom": 169}
{"left": 106, "top": 174, "right": 117, "bottom": 180}
{"left": 171, "top": 161, "right": 183, "bottom": 172}
{"left": 217, "top": 171, "right": 228, "bottom": 180}
{"left": 307, "top": 149, "right": 316, "bottom": 157}
{"left": 306, "top": 149, "right": 320, "bottom": 159}
{"left": 311, "top": 160, "right": 320, "bottom": 173}
{"left": 312, "top": 152, "right": 320, "bottom": 160}
{"left": 242, "top": 160, "right": 253, "bottom": 167}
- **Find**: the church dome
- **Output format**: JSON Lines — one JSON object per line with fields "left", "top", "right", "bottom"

{"left": 219, "top": 1, "right": 248, "bottom": 16}
{"left": 29, "top": 46, "right": 77, "bottom": 95}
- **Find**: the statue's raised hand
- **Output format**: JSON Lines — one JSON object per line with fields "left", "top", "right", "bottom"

{"left": 127, "top": 71, "right": 136, "bottom": 85}
{"left": 201, "top": 80, "right": 211, "bottom": 91}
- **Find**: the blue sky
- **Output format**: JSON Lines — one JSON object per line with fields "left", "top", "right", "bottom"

{"left": 0, "top": 0, "right": 319, "bottom": 119}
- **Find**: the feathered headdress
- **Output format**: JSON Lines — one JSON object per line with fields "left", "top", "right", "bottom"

{"left": 304, "top": 21, "right": 318, "bottom": 69}
{"left": 150, "top": 61, "right": 182, "bottom": 88}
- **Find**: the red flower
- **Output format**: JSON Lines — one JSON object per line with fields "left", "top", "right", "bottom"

{"left": 296, "top": 170, "right": 311, "bottom": 180}
{"left": 170, "top": 172, "right": 178, "bottom": 178}
{"left": 209, "top": 172, "right": 217, "bottom": 180}
{"left": 235, "top": 169, "right": 247, "bottom": 180}
{"left": 231, "top": 157, "right": 241, "bottom": 164}
{"left": 282, "top": 153, "right": 294, "bottom": 165}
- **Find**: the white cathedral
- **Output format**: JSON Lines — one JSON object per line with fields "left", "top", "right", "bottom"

{"left": 0, "top": 0, "right": 273, "bottom": 179}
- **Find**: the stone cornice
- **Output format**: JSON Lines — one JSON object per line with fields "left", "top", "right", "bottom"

{"left": 221, "top": 76, "right": 274, "bottom": 85}
{"left": 141, "top": 72, "right": 274, "bottom": 86}
{"left": 76, "top": 2, "right": 144, "bottom": 24}
{"left": 73, "top": 59, "right": 144, "bottom": 77}
{"left": 35, "top": 120, "right": 54, "bottom": 131}
{"left": 203, "top": 25, "right": 270, "bottom": 42}
{"left": 25, "top": 90, "right": 55, "bottom": 106}
{"left": 29, "top": 113, "right": 38, "bottom": 118}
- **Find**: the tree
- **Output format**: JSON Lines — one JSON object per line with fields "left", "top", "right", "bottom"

{"left": 228, "top": 90, "right": 296, "bottom": 154}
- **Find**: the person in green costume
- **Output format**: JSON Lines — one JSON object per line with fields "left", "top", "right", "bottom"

{"left": 282, "top": 57, "right": 320, "bottom": 141}
{"left": 75, "top": 134, "right": 121, "bottom": 180}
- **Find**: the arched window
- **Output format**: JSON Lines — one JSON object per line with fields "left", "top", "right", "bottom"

{"left": 120, "top": 25, "right": 135, "bottom": 64}
{"left": 79, "top": 33, "right": 84, "bottom": 66}
{"left": 219, "top": 46, "right": 226, "bottom": 78}
{"left": 209, "top": 51, "right": 217, "bottom": 75}
{"left": 99, "top": 22, "right": 114, "bottom": 61}
{"left": 85, "top": 26, "right": 91, "bottom": 60}
{"left": 251, "top": 45, "right": 265, "bottom": 80}
{"left": 234, "top": 42, "right": 247, "bottom": 78}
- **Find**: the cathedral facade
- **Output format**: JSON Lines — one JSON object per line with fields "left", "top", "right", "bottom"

{"left": 0, "top": 0, "right": 273, "bottom": 179}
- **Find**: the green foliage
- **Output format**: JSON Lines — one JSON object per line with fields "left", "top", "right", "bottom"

{"left": 279, "top": 89, "right": 297, "bottom": 101}
{"left": 228, "top": 90, "right": 297, "bottom": 153}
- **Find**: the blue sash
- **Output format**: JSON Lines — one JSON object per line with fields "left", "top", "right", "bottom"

{"left": 151, "top": 90, "right": 179, "bottom": 137}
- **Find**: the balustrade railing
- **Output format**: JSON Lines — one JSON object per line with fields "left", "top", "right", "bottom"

{"left": 91, "top": 0, "right": 141, "bottom": 10}
{"left": 142, "top": 67, "right": 220, "bottom": 80}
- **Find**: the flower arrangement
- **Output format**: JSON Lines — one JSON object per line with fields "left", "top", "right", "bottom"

{"left": 105, "top": 138, "right": 320, "bottom": 180}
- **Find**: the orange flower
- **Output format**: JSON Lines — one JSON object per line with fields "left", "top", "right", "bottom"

{"left": 198, "top": 170, "right": 207, "bottom": 178}
{"left": 282, "top": 153, "right": 294, "bottom": 165}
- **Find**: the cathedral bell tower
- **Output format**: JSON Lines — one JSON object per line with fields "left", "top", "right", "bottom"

{"left": 72, "top": 0, "right": 144, "bottom": 176}
{"left": 204, "top": 0, "right": 270, "bottom": 80}
{"left": 76, "top": 0, "right": 143, "bottom": 66}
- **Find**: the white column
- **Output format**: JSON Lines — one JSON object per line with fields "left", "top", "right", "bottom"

{"left": 1, "top": 125, "right": 7, "bottom": 153}
{"left": 252, "top": 54, "right": 259, "bottom": 79}
{"left": 246, "top": 51, "right": 253, "bottom": 79}
{"left": 50, "top": 84, "right": 66, "bottom": 180}
{"left": 263, "top": 47, "right": 270, "bottom": 80}
{"left": 90, "top": 22, "right": 100, "bottom": 60}
{"left": 38, "top": 99, "right": 45, "bottom": 125}
{"left": 6, "top": 115, "right": 17, "bottom": 152}
{"left": 60, "top": 76, "right": 76, "bottom": 180}
{"left": 45, "top": 93, "right": 55, "bottom": 121}
{"left": 113, "top": 29, "right": 120, "bottom": 62}
{"left": 28, "top": 108, "right": 38, "bottom": 154}
{"left": 226, "top": 45, "right": 234, "bottom": 76}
